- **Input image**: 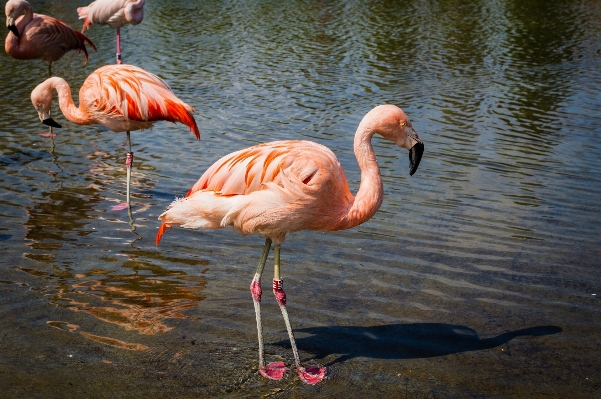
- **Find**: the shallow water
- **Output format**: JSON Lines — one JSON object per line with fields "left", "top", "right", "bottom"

{"left": 1, "top": 0, "right": 600, "bottom": 397}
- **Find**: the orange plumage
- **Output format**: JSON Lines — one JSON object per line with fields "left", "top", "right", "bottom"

{"left": 31, "top": 64, "right": 200, "bottom": 139}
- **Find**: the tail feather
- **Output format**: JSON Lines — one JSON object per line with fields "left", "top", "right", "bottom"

{"left": 75, "top": 31, "right": 97, "bottom": 64}
{"left": 77, "top": 7, "right": 92, "bottom": 33}
{"left": 155, "top": 223, "right": 172, "bottom": 246}
{"left": 163, "top": 99, "right": 200, "bottom": 140}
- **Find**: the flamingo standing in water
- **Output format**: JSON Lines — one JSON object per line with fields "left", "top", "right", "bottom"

{"left": 155, "top": 105, "right": 424, "bottom": 384}
{"left": 77, "top": 0, "right": 145, "bottom": 64}
{"left": 30, "top": 64, "right": 200, "bottom": 207}
{"left": 5, "top": 0, "right": 97, "bottom": 77}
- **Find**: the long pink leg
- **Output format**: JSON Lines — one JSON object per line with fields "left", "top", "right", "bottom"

{"left": 272, "top": 245, "right": 326, "bottom": 384}
{"left": 125, "top": 131, "right": 133, "bottom": 207}
{"left": 251, "top": 238, "right": 288, "bottom": 380}
{"left": 116, "top": 28, "right": 122, "bottom": 64}
{"left": 47, "top": 63, "right": 53, "bottom": 136}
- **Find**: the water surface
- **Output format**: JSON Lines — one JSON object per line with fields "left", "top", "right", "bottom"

{"left": 1, "top": 0, "right": 600, "bottom": 398}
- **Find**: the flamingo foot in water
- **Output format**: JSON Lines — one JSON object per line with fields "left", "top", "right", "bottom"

{"left": 297, "top": 366, "right": 326, "bottom": 385}
{"left": 259, "top": 361, "right": 288, "bottom": 380}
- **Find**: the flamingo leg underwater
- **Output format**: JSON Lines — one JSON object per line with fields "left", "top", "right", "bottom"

{"left": 250, "top": 238, "right": 289, "bottom": 380}
{"left": 250, "top": 238, "right": 326, "bottom": 385}
{"left": 47, "top": 63, "right": 53, "bottom": 136}
{"left": 272, "top": 245, "right": 326, "bottom": 384}
{"left": 125, "top": 131, "right": 133, "bottom": 207}
{"left": 250, "top": 238, "right": 326, "bottom": 383}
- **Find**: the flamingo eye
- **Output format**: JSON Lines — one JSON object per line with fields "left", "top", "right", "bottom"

{"left": 400, "top": 121, "right": 406, "bottom": 127}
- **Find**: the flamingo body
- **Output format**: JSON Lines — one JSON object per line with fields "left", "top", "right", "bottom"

{"left": 157, "top": 140, "right": 354, "bottom": 242}
{"left": 78, "top": 0, "right": 145, "bottom": 31}
{"left": 30, "top": 64, "right": 200, "bottom": 138}
{"left": 156, "top": 105, "right": 424, "bottom": 384}
{"left": 5, "top": 0, "right": 96, "bottom": 66}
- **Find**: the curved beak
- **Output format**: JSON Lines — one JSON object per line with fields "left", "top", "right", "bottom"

{"left": 409, "top": 141, "right": 424, "bottom": 176}
{"left": 42, "top": 118, "right": 62, "bottom": 128}
{"left": 403, "top": 126, "right": 424, "bottom": 176}
{"left": 7, "top": 18, "right": 19, "bottom": 36}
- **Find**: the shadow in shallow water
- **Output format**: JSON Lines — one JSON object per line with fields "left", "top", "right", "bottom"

{"left": 276, "top": 323, "right": 562, "bottom": 365}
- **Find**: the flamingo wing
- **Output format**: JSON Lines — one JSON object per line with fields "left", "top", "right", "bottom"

{"left": 78, "top": 0, "right": 129, "bottom": 30}
{"left": 155, "top": 140, "right": 353, "bottom": 245}
{"left": 84, "top": 64, "right": 199, "bottom": 138}
{"left": 24, "top": 14, "right": 96, "bottom": 63}
{"left": 186, "top": 141, "right": 330, "bottom": 197}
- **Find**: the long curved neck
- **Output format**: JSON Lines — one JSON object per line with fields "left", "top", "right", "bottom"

{"left": 16, "top": 4, "right": 33, "bottom": 34}
{"left": 340, "top": 121, "right": 384, "bottom": 230}
{"left": 47, "top": 78, "right": 91, "bottom": 125}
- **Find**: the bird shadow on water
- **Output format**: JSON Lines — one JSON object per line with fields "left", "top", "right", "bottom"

{"left": 275, "top": 323, "right": 562, "bottom": 365}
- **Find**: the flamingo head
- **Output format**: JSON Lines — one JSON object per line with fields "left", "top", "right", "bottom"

{"left": 31, "top": 79, "right": 63, "bottom": 129}
{"left": 5, "top": 0, "right": 29, "bottom": 37}
{"left": 124, "top": 0, "right": 145, "bottom": 26}
{"left": 364, "top": 104, "right": 424, "bottom": 176}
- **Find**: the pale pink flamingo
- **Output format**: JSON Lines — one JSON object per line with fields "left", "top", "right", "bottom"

{"left": 77, "top": 0, "right": 145, "bottom": 64}
{"left": 155, "top": 105, "right": 424, "bottom": 384}
{"left": 5, "top": 0, "right": 96, "bottom": 77}
{"left": 30, "top": 63, "right": 200, "bottom": 207}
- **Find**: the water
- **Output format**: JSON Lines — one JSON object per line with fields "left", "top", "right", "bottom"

{"left": 1, "top": 0, "right": 600, "bottom": 397}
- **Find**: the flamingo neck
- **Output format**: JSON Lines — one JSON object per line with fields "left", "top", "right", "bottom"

{"left": 340, "top": 121, "right": 384, "bottom": 230}
{"left": 16, "top": 4, "right": 33, "bottom": 32}
{"left": 47, "top": 78, "right": 91, "bottom": 125}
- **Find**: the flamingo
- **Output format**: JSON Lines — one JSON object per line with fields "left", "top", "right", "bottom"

{"left": 155, "top": 105, "right": 424, "bottom": 384}
{"left": 5, "top": 0, "right": 97, "bottom": 77}
{"left": 30, "top": 64, "right": 200, "bottom": 207}
{"left": 77, "top": 0, "right": 145, "bottom": 64}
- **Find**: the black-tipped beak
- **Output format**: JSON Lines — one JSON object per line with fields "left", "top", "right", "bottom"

{"left": 8, "top": 24, "right": 20, "bottom": 37}
{"left": 408, "top": 142, "right": 424, "bottom": 176}
{"left": 42, "top": 118, "right": 62, "bottom": 128}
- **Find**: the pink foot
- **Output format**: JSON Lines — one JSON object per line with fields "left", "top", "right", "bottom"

{"left": 259, "top": 361, "right": 288, "bottom": 380}
{"left": 111, "top": 203, "right": 129, "bottom": 211}
{"left": 39, "top": 132, "right": 56, "bottom": 137}
{"left": 297, "top": 365, "right": 327, "bottom": 385}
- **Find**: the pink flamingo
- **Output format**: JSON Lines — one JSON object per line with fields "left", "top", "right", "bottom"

{"left": 30, "top": 64, "right": 200, "bottom": 207}
{"left": 5, "top": 0, "right": 96, "bottom": 77}
{"left": 155, "top": 105, "right": 424, "bottom": 384}
{"left": 77, "top": 0, "right": 145, "bottom": 64}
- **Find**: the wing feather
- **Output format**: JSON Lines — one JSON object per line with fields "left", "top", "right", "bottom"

{"left": 184, "top": 140, "right": 339, "bottom": 199}
{"left": 19, "top": 14, "right": 96, "bottom": 63}
{"left": 158, "top": 140, "right": 354, "bottom": 243}
{"left": 79, "top": 0, "right": 129, "bottom": 29}
{"left": 86, "top": 65, "right": 199, "bottom": 138}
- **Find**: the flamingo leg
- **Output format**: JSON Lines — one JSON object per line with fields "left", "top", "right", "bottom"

{"left": 116, "top": 28, "right": 122, "bottom": 64}
{"left": 48, "top": 63, "right": 53, "bottom": 136}
{"left": 251, "top": 238, "right": 288, "bottom": 380}
{"left": 272, "top": 245, "right": 326, "bottom": 385}
{"left": 125, "top": 131, "right": 133, "bottom": 207}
